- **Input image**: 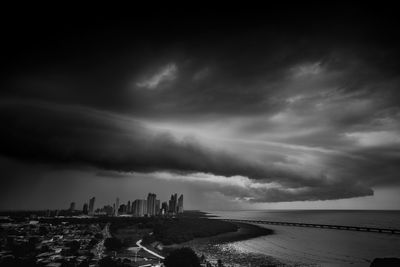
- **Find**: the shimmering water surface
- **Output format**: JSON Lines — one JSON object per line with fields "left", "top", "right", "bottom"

{"left": 199, "top": 210, "right": 400, "bottom": 266}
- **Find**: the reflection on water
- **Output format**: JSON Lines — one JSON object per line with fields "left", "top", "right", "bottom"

{"left": 187, "top": 225, "right": 400, "bottom": 266}
{"left": 182, "top": 232, "right": 289, "bottom": 266}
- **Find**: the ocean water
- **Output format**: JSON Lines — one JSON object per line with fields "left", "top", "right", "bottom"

{"left": 206, "top": 210, "right": 400, "bottom": 266}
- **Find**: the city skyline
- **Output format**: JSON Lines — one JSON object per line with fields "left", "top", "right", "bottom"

{"left": 63, "top": 192, "right": 184, "bottom": 217}
{"left": 1, "top": 4, "right": 400, "bottom": 211}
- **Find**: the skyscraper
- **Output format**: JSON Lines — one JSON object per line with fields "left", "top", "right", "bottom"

{"left": 132, "top": 200, "right": 137, "bottom": 216}
{"left": 134, "top": 199, "right": 147, "bottom": 217}
{"left": 178, "top": 194, "right": 184, "bottom": 213}
{"left": 88, "top": 197, "right": 95, "bottom": 215}
{"left": 161, "top": 201, "right": 168, "bottom": 215}
{"left": 174, "top": 193, "right": 178, "bottom": 213}
{"left": 169, "top": 193, "right": 178, "bottom": 214}
{"left": 69, "top": 202, "right": 75, "bottom": 211}
{"left": 142, "top": 199, "right": 147, "bottom": 216}
{"left": 155, "top": 199, "right": 160, "bottom": 215}
{"left": 147, "top": 193, "right": 156, "bottom": 216}
{"left": 132, "top": 199, "right": 147, "bottom": 217}
{"left": 82, "top": 203, "right": 88, "bottom": 214}
{"left": 115, "top": 197, "right": 120, "bottom": 216}
{"left": 127, "top": 201, "right": 131, "bottom": 214}
{"left": 168, "top": 195, "right": 174, "bottom": 213}
{"left": 119, "top": 204, "right": 126, "bottom": 214}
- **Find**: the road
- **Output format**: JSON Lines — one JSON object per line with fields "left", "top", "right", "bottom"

{"left": 136, "top": 239, "right": 165, "bottom": 260}
{"left": 92, "top": 225, "right": 165, "bottom": 261}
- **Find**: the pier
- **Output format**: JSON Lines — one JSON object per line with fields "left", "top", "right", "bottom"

{"left": 223, "top": 219, "right": 400, "bottom": 235}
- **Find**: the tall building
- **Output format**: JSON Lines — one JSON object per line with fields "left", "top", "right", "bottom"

{"left": 127, "top": 201, "right": 131, "bottom": 214}
{"left": 132, "top": 200, "right": 137, "bottom": 216}
{"left": 168, "top": 195, "right": 172, "bottom": 213}
{"left": 82, "top": 203, "right": 88, "bottom": 214}
{"left": 114, "top": 197, "right": 119, "bottom": 216}
{"left": 133, "top": 199, "right": 145, "bottom": 217}
{"left": 155, "top": 199, "right": 160, "bottom": 215}
{"left": 133, "top": 199, "right": 147, "bottom": 217}
{"left": 119, "top": 204, "right": 126, "bottom": 214}
{"left": 178, "top": 194, "right": 184, "bottom": 213}
{"left": 147, "top": 193, "right": 156, "bottom": 216}
{"left": 174, "top": 193, "right": 178, "bottom": 213}
{"left": 161, "top": 201, "right": 168, "bottom": 215}
{"left": 69, "top": 202, "right": 75, "bottom": 211}
{"left": 142, "top": 199, "right": 147, "bottom": 216}
{"left": 169, "top": 193, "right": 178, "bottom": 214}
{"left": 88, "top": 197, "right": 95, "bottom": 215}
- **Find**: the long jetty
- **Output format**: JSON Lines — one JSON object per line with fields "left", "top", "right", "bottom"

{"left": 223, "top": 219, "right": 400, "bottom": 235}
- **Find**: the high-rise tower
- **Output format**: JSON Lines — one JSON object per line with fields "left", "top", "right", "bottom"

{"left": 178, "top": 194, "right": 184, "bottom": 213}
{"left": 88, "top": 197, "right": 95, "bottom": 215}
{"left": 147, "top": 193, "right": 156, "bottom": 216}
{"left": 69, "top": 202, "right": 76, "bottom": 211}
{"left": 82, "top": 203, "right": 88, "bottom": 214}
{"left": 115, "top": 197, "right": 120, "bottom": 216}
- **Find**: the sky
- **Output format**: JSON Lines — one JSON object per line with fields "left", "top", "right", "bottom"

{"left": 1, "top": 4, "right": 400, "bottom": 210}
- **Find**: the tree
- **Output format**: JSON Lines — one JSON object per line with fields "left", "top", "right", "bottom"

{"left": 39, "top": 225, "right": 49, "bottom": 235}
{"left": 200, "top": 254, "right": 206, "bottom": 263}
{"left": 68, "top": 240, "right": 80, "bottom": 254}
{"left": 99, "top": 256, "right": 117, "bottom": 267}
{"left": 88, "top": 238, "right": 98, "bottom": 248}
{"left": 104, "top": 237, "right": 122, "bottom": 251}
{"left": 78, "top": 260, "right": 89, "bottom": 267}
{"left": 142, "top": 233, "right": 155, "bottom": 245}
{"left": 164, "top": 247, "right": 200, "bottom": 267}
{"left": 28, "top": 236, "right": 39, "bottom": 246}
{"left": 95, "top": 233, "right": 103, "bottom": 239}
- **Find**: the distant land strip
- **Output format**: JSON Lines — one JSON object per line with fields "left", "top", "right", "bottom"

{"left": 223, "top": 219, "right": 400, "bottom": 235}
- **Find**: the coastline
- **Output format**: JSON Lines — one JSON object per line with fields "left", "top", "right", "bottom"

{"left": 202, "top": 210, "right": 274, "bottom": 243}
{"left": 110, "top": 211, "right": 279, "bottom": 266}
{"left": 163, "top": 221, "right": 273, "bottom": 250}
{"left": 164, "top": 211, "right": 274, "bottom": 250}
{"left": 164, "top": 214, "right": 280, "bottom": 266}
{"left": 167, "top": 210, "right": 274, "bottom": 246}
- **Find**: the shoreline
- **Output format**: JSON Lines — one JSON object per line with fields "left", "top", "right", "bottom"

{"left": 164, "top": 213, "right": 274, "bottom": 249}
{"left": 163, "top": 216, "right": 280, "bottom": 266}
{"left": 111, "top": 210, "right": 277, "bottom": 265}
{"left": 200, "top": 210, "right": 274, "bottom": 243}
{"left": 188, "top": 221, "right": 273, "bottom": 245}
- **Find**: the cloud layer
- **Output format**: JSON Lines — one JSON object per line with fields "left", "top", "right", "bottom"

{"left": 1, "top": 6, "right": 400, "bottom": 207}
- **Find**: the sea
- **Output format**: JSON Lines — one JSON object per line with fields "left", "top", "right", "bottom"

{"left": 200, "top": 210, "right": 400, "bottom": 267}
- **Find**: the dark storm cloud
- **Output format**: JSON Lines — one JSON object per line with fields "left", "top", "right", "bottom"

{"left": 2, "top": 4, "right": 399, "bottom": 120}
{"left": 224, "top": 182, "right": 374, "bottom": 203}
{"left": 5, "top": 40, "right": 397, "bottom": 122}
{"left": 325, "top": 146, "right": 400, "bottom": 188}
{"left": 1, "top": 4, "right": 399, "bottom": 205}
{"left": 0, "top": 99, "right": 391, "bottom": 202}
{"left": 0, "top": 100, "right": 316, "bottom": 187}
{"left": 149, "top": 172, "right": 374, "bottom": 203}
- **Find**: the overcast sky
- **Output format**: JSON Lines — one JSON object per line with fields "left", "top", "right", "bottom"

{"left": 1, "top": 4, "right": 400, "bottom": 210}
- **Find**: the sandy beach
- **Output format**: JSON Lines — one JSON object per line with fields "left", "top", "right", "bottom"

{"left": 164, "top": 220, "right": 283, "bottom": 266}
